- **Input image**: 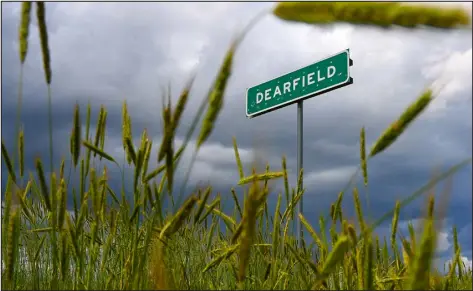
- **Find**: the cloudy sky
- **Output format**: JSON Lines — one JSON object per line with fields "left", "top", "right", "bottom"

{"left": 1, "top": 2, "right": 472, "bottom": 270}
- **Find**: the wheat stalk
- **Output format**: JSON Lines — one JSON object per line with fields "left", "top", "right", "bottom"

{"left": 369, "top": 88, "right": 434, "bottom": 158}
{"left": 6, "top": 208, "right": 21, "bottom": 285}
{"left": 196, "top": 40, "right": 237, "bottom": 148}
{"left": 364, "top": 235, "right": 374, "bottom": 290}
{"left": 231, "top": 188, "right": 243, "bottom": 218}
{"left": 238, "top": 171, "right": 285, "bottom": 185}
{"left": 35, "top": 2, "right": 55, "bottom": 175}
{"left": 238, "top": 177, "right": 265, "bottom": 285}
{"left": 122, "top": 101, "right": 134, "bottom": 165}
{"left": 36, "top": 2, "right": 51, "bottom": 84}
{"left": 2, "top": 141, "right": 17, "bottom": 183}
{"left": 35, "top": 157, "right": 51, "bottom": 211}
{"left": 273, "top": 2, "right": 470, "bottom": 29}
{"left": 15, "top": 182, "right": 34, "bottom": 223}
{"left": 408, "top": 196, "right": 437, "bottom": 290}
{"left": 353, "top": 188, "right": 365, "bottom": 234}
{"left": 157, "top": 88, "right": 174, "bottom": 163}
{"left": 194, "top": 186, "right": 212, "bottom": 224}
{"left": 390, "top": 201, "right": 400, "bottom": 253}
{"left": 233, "top": 137, "right": 245, "bottom": 179}
{"left": 82, "top": 140, "right": 117, "bottom": 164}
{"left": 19, "top": 2, "right": 32, "bottom": 64}
{"left": 93, "top": 106, "right": 105, "bottom": 153}
{"left": 58, "top": 178, "right": 67, "bottom": 230}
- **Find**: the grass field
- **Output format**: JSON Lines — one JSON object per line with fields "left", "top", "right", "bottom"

{"left": 1, "top": 2, "right": 472, "bottom": 290}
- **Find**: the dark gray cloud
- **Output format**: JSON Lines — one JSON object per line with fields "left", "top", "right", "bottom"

{"left": 2, "top": 2, "right": 471, "bottom": 267}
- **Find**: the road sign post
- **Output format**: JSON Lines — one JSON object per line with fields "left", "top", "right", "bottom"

{"left": 246, "top": 49, "right": 353, "bottom": 248}
{"left": 297, "top": 100, "right": 303, "bottom": 247}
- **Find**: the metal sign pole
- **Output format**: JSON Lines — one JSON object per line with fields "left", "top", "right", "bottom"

{"left": 297, "top": 100, "right": 304, "bottom": 249}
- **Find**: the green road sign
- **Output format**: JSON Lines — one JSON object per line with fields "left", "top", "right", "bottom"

{"left": 246, "top": 49, "right": 353, "bottom": 118}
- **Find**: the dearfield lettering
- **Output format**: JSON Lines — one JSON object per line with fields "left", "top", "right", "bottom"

{"left": 255, "top": 66, "right": 336, "bottom": 104}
